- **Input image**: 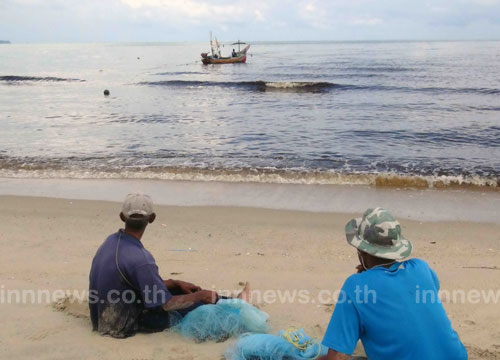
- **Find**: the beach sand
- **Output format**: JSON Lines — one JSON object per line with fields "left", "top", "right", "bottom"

{"left": 1, "top": 195, "right": 499, "bottom": 359}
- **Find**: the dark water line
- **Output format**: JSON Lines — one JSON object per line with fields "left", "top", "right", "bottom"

{"left": 0, "top": 75, "right": 85, "bottom": 82}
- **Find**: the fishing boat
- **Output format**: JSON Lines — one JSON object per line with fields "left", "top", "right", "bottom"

{"left": 201, "top": 34, "right": 250, "bottom": 65}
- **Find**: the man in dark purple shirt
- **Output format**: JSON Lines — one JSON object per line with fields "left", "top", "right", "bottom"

{"left": 89, "top": 194, "right": 239, "bottom": 338}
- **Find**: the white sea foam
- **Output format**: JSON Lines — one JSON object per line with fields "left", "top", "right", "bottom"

{"left": 265, "top": 82, "right": 318, "bottom": 88}
{"left": 0, "top": 168, "right": 497, "bottom": 190}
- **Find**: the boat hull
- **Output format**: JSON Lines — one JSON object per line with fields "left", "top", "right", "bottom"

{"left": 201, "top": 55, "right": 247, "bottom": 65}
{"left": 201, "top": 44, "right": 250, "bottom": 65}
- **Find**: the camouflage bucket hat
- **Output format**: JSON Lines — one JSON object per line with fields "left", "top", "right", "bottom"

{"left": 345, "top": 207, "right": 412, "bottom": 260}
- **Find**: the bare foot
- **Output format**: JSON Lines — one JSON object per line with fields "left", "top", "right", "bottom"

{"left": 236, "top": 282, "right": 251, "bottom": 302}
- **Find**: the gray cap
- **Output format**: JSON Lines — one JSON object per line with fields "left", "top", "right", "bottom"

{"left": 121, "top": 193, "right": 154, "bottom": 219}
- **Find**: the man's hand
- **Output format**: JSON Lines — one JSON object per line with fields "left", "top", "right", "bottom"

{"left": 175, "top": 280, "right": 202, "bottom": 294}
{"left": 318, "top": 349, "right": 350, "bottom": 360}
{"left": 162, "top": 289, "right": 218, "bottom": 311}
{"left": 195, "top": 289, "right": 218, "bottom": 304}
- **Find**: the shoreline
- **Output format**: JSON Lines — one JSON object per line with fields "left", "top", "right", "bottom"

{"left": 0, "top": 196, "right": 499, "bottom": 359}
{"left": 1, "top": 177, "right": 500, "bottom": 223}
{"left": 1, "top": 167, "right": 498, "bottom": 190}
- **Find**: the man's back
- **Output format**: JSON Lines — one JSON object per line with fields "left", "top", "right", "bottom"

{"left": 89, "top": 230, "right": 171, "bottom": 338}
{"left": 323, "top": 258, "right": 467, "bottom": 360}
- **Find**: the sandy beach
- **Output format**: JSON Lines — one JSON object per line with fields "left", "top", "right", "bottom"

{"left": 1, "top": 194, "right": 499, "bottom": 359}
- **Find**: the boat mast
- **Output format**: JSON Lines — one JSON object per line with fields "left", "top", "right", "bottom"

{"left": 214, "top": 36, "right": 221, "bottom": 57}
{"left": 210, "top": 31, "right": 214, "bottom": 56}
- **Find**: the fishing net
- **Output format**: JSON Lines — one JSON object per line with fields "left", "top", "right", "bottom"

{"left": 225, "top": 328, "right": 328, "bottom": 360}
{"left": 173, "top": 299, "right": 268, "bottom": 343}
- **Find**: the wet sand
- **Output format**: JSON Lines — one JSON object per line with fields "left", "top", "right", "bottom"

{"left": 1, "top": 177, "right": 499, "bottom": 223}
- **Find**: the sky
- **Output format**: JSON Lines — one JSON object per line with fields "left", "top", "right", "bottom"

{"left": 1, "top": 0, "right": 500, "bottom": 42}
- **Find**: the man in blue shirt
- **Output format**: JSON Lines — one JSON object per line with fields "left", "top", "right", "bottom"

{"left": 319, "top": 208, "right": 467, "bottom": 360}
{"left": 89, "top": 193, "right": 249, "bottom": 338}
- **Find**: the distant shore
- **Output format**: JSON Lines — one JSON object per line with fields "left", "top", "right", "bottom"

{"left": 0, "top": 40, "right": 11, "bottom": 44}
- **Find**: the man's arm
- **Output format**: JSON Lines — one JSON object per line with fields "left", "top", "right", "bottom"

{"left": 318, "top": 349, "right": 351, "bottom": 360}
{"left": 321, "top": 280, "right": 360, "bottom": 359}
{"left": 163, "top": 279, "right": 176, "bottom": 289}
{"left": 163, "top": 279, "right": 202, "bottom": 293}
{"left": 162, "top": 289, "right": 217, "bottom": 311}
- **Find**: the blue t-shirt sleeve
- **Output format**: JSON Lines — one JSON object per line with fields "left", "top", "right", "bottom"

{"left": 413, "top": 258, "right": 440, "bottom": 290}
{"left": 322, "top": 288, "right": 361, "bottom": 355}
{"left": 131, "top": 263, "right": 172, "bottom": 308}
{"left": 429, "top": 267, "right": 440, "bottom": 290}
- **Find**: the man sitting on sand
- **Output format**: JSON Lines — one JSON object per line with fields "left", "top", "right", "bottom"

{"left": 89, "top": 193, "right": 249, "bottom": 338}
{"left": 319, "top": 208, "right": 467, "bottom": 360}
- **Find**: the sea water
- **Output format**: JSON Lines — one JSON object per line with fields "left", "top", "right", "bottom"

{"left": 0, "top": 41, "right": 499, "bottom": 189}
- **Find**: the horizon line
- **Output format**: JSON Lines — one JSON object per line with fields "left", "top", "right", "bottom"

{"left": 2, "top": 38, "right": 500, "bottom": 45}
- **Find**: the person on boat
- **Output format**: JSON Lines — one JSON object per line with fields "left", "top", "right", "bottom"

{"left": 89, "top": 193, "right": 250, "bottom": 338}
{"left": 232, "top": 49, "right": 237, "bottom": 57}
{"left": 319, "top": 208, "right": 467, "bottom": 360}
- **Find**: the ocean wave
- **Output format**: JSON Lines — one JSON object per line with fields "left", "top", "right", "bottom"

{"left": 417, "top": 86, "right": 500, "bottom": 95}
{"left": 154, "top": 71, "right": 206, "bottom": 76}
{"left": 334, "top": 84, "right": 500, "bottom": 95}
{"left": 138, "top": 80, "right": 337, "bottom": 92}
{"left": 465, "top": 105, "right": 500, "bottom": 112}
{"left": 344, "top": 66, "right": 414, "bottom": 72}
{"left": 0, "top": 166, "right": 497, "bottom": 190}
{"left": 342, "top": 126, "right": 500, "bottom": 147}
{"left": 0, "top": 75, "right": 85, "bottom": 83}
{"left": 137, "top": 79, "right": 500, "bottom": 96}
